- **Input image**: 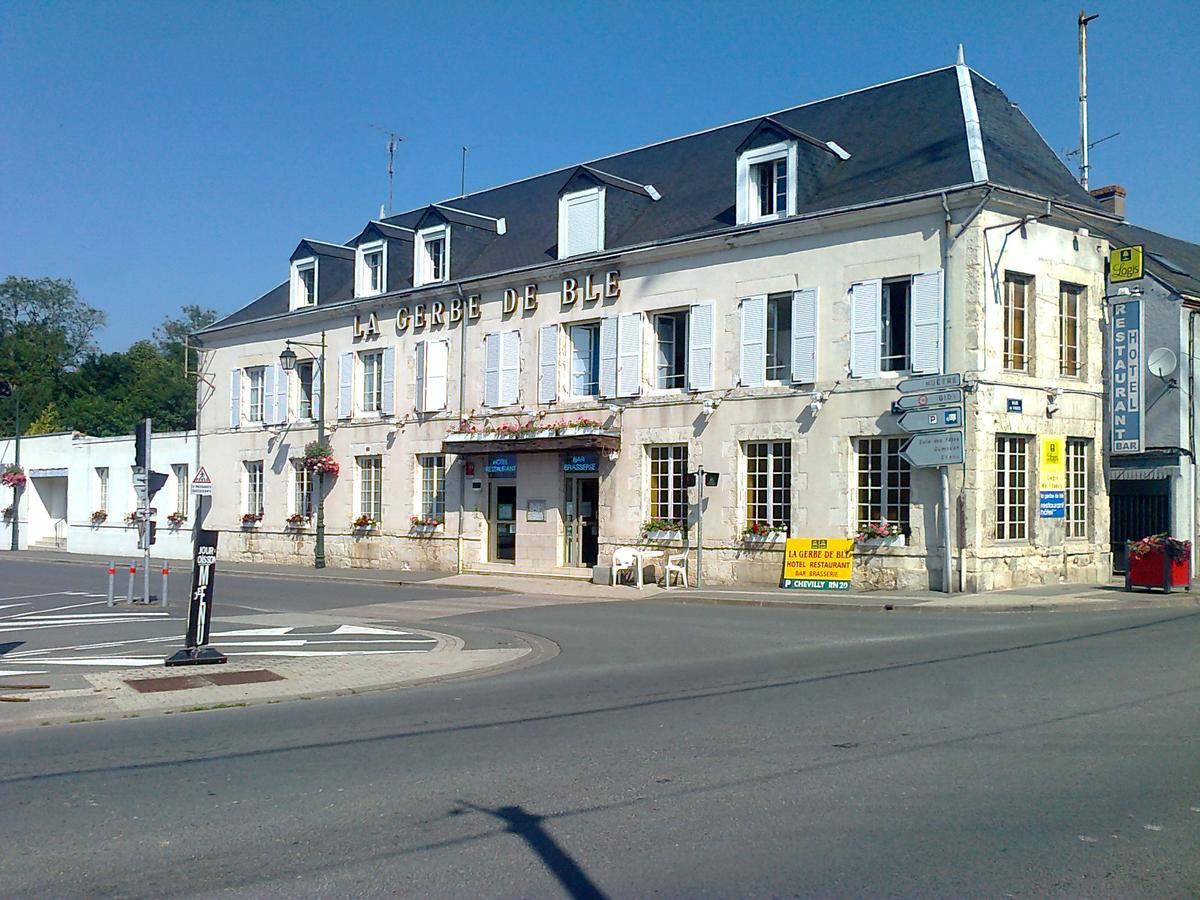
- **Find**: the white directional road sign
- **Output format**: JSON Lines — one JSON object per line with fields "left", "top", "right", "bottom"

{"left": 900, "top": 431, "right": 965, "bottom": 467}
{"left": 897, "top": 407, "right": 963, "bottom": 432}
{"left": 892, "top": 389, "right": 964, "bottom": 412}
{"left": 896, "top": 372, "right": 963, "bottom": 394}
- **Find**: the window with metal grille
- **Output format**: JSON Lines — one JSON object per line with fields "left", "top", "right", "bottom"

{"left": 1065, "top": 438, "right": 1089, "bottom": 538}
{"left": 244, "top": 461, "right": 264, "bottom": 516}
{"left": 856, "top": 438, "right": 911, "bottom": 530}
{"left": 419, "top": 455, "right": 446, "bottom": 522}
{"left": 745, "top": 441, "right": 791, "bottom": 530}
{"left": 173, "top": 464, "right": 188, "bottom": 518}
{"left": 360, "top": 351, "right": 383, "bottom": 413}
{"left": 358, "top": 455, "right": 382, "bottom": 522}
{"left": 648, "top": 445, "right": 688, "bottom": 523}
{"left": 1059, "top": 283, "right": 1083, "bottom": 377}
{"left": 293, "top": 461, "right": 314, "bottom": 518}
{"left": 995, "top": 435, "right": 1028, "bottom": 540}
{"left": 1003, "top": 274, "right": 1030, "bottom": 372}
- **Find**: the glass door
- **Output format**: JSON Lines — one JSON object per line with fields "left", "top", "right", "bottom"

{"left": 563, "top": 477, "right": 600, "bottom": 568}
{"left": 491, "top": 483, "right": 517, "bottom": 562}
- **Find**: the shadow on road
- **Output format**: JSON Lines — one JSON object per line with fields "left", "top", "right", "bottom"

{"left": 452, "top": 800, "right": 607, "bottom": 900}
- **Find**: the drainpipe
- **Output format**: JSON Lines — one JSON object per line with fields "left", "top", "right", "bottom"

{"left": 939, "top": 194, "right": 954, "bottom": 593}
{"left": 455, "top": 284, "right": 468, "bottom": 575}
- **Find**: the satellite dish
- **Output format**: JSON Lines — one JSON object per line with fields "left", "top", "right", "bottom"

{"left": 1147, "top": 347, "right": 1178, "bottom": 379}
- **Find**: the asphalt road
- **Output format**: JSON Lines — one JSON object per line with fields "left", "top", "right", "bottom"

{"left": 0, "top": 564, "right": 1197, "bottom": 897}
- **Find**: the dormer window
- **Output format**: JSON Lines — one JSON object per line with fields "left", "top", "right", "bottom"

{"left": 752, "top": 157, "right": 787, "bottom": 219}
{"left": 415, "top": 225, "right": 449, "bottom": 287}
{"left": 356, "top": 240, "right": 386, "bottom": 297}
{"left": 739, "top": 142, "right": 794, "bottom": 223}
{"left": 290, "top": 257, "right": 317, "bottom": 309}
{"left": 558, "top": 186, "right": 605, "bottom": 258}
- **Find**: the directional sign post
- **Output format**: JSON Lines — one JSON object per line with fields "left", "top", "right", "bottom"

{"left": 898, "top": 407, "right": 963, "bottom": 433}
{"left": 896, "top": 373, "right": 963, "bottom": 394}
{"left": 892, "top": 389, "right": 964, "bottom": 412}
{"left": 900, "top": 431, "right": 965, "bottom": 468}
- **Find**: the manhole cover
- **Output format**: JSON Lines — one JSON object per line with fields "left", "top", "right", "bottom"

{"left": 204, "top": 669, "right": 284, "bottom": 686}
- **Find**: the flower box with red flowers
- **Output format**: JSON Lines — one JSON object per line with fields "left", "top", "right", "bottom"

{"left": 241, "top": 511, "right": 264, "bottom": 528}
{"left": 1, "top": 464, "right": 26, "bottom": 489}
{"left": 302, "top": 440, "right": 340, "bottom": 478}
{"left": 410, "top": 515, "right": 443, "bottom": 535}
{"left": 1126, "top": 534, "right": 1192, "bottom": 593}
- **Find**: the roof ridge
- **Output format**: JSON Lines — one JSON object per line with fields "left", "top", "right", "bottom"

{"left": 422, "top": 65, "right": 957, "bottom": 213}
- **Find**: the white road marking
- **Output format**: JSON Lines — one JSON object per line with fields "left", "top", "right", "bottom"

{"left": 332, "top": 624, "right": 421, "bottom": 636}
{"left": 214, "top": 639, "right": 436, "bottom": 647}
{"left": 0, "top": 619, "right": 178, "bottom": 635}
{"left": 0, "top": 603, "right": 32, "bottom": 612}
{"left": 225, "top": 649, "right": 428, "bottom": 657}
{"left": 1, "top": 600, "right": 109, "bottom": 620}
{"left": 25, "top": 657, "right": 164, "bottom": 667}
{"left": 0, "top": 592, "right": 78, "bottom": 605}
{"left": 1144, "top": 824, "right": 1163, "bottom": 832}
{"left": 0, "top": 669, "right": 49, "bottom": 677}
{"left": 210, "top": 627, "right": 295, "bottom": 637}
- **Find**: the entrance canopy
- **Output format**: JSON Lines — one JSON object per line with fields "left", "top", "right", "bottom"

{"left": 442, "top": 427, "right": 620, "bottom": 456}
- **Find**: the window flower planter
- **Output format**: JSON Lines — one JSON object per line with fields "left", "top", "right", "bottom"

{"left": 285, "top": 514, "right": 309, "bottom": 530}
{"left": 410, "top": 516, "right": 443, "bottom": 536}
{"left": 1126, "top": 536, "right": 1191, "bottom": 592}
{"left": 90, "top": 510, "right": 108, "bottom": 525}
{"left": 642, "top": 519, "right": 684, "bottom": 542}
{"left": 241, "top": 512, "right": 264, "bottom": 529}
{"left": 857, "top": 534, "right": 907, "bottom": 549}
{"left": 743, "top": 522, "right": 787, "bottom": 543}
{"left": 167, "top": 513, "right": 186, "bottom": 528}
{"left": 352, "top": 515, "right": 379, "bottom": 532}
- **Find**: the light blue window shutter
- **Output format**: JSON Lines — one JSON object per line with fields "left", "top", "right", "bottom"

{"left": 338, "top": 351, "right": 353, "bottom": 418}
{"left": 414, "top": 341, "right": 427, "bottom": 412}
{"left": 909, "top": 270, "right": 944, "bottom": 375}
{"left": 599, "top": 317, "right": 618, "bottom": 398}
{"left": 538, "top": 324, "right": 558, "bottom": 404}
{"left": 735, "top": 157, "right": 749, "bottom": 225}
{"left": 565, "top": 191, "right": 601, "bottom": 256}
{"left": 381, "top": 346, "right": 396, "bottom": 415}
{"left": 263, "top": 364, "right": 277, "bottom": 425}
{"left": 274, "top": 364, "right": 289, "bottom": 424}
{"left": 850, "top": 280, "right": 882, "bottom": 379}
{"left": 791, "top": 287, "right": 818, "bottom": 384}
{"left": 484, "top": 333, "right": 500, "bottom": 407}
{"left": 617, "top": 312, "right": 642, "bottom": 398}
{"left": 571, "top": 327, "right": 591, "bottom": 395}
{"left": 739, "top": 295, "right": 767, "bottom": 387}
{"left": 501, "top": 330, "right": 521, "bottom": 406}
{"left": 229, "top": 368, "right": 241, "bottom": 428}
{"left": 688, "top": 303, "right": 714, "bottom": 391}
{"left": 311, "top": 359, "right": 322, "bottom": 422}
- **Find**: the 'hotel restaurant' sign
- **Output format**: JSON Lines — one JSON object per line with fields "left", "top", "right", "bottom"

{"left": 353, "top": 270, "right": 622, "bottom": 339}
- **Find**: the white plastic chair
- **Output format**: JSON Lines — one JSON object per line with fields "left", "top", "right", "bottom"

{"left": 611, "top": 547, "right": 638, "bottom": 587}
{"left": 663, "top": 549, "right": 689, "bottom": 589}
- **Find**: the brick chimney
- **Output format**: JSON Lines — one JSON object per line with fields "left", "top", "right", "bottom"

{"left": 1090, "top": 184, "right": 1126, "bottom": 219}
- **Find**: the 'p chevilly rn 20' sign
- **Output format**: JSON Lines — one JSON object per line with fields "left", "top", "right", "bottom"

{"left": 1111, "top": 298, "right": 1143, "bottom": 453}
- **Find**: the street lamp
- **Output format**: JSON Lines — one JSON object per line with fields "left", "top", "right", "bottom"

{"left": 279, "top": 333, "right": 327, "bottom": 568}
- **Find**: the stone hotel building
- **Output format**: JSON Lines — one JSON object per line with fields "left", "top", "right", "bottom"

{"left": 195, "top": 55, "right": 1116, "bottom": 590}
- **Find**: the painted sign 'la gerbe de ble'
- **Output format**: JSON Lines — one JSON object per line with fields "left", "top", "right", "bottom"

{"left": 194, "top": 54, "right": 1119, "bottom": 592}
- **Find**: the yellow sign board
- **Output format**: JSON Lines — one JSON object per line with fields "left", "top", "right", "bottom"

{"left": 1040, "top": 435, "right": 1066, "bottom": 491}
{"left": 781, "top": 537, "right": 855, "bottom": 591}
{"left": 1110, "top": 245, "right": 1144, "bottom": 284}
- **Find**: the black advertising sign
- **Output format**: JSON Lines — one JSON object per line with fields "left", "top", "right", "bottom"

{"left": 187, "top": 529, "right": 219, "bottom": 648}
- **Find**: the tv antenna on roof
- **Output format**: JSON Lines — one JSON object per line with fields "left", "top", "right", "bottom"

{"left": 370, "top": 126, "right": 403, "bottom": 216}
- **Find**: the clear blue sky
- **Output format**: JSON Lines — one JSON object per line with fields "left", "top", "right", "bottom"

{"left": 2, "top": 0, "right": 1196, "bottom": 351}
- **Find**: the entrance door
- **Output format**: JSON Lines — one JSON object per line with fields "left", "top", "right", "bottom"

{"left": 564, "top": 477, "right": 600, "bottom": 568}
{"left": 490, "top": 483, "right": 517, "bottom": 562}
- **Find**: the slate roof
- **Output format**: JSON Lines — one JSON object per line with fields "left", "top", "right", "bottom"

{"left": 205, "top": 64, "right": 1110, "bottom": 334}
{"left": 1069, "top": 214, "right": 1200, "bottom": 299}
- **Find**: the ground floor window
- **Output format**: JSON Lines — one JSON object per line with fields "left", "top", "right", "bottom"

{"left": 745, "top": 441, "right": 790, "bottom": 532}
{"left": 1065, "top": 438, "right": 1089, "bottom": 539}
{"left": 855, "top": 438, "right": 911, "bottom": 531}
{"left": 293, "top": 461, "right": 314, "bottom": 519}
{"left": 173, "top": 464, "right": 188, "bottom": 519}
{"left": 244, "top": 461, "right": 264, "bottom": 517}
{"left": 358, "top": 455, "right": 382, "bottom": 524}
{"left": 418, "top": 455, "right": 446, "bottom": 523}
{"left": 996, "top": 435, "right": 1029, "bottom": 540}
{"left": 648, "top": 445, "right": 688, "bottom": 525}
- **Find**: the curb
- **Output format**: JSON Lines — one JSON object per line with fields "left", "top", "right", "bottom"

{"left": 661, "top": 593, "right": 1200, "bottom": 614}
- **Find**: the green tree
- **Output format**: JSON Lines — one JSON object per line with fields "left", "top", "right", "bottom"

{"left": 25, "top": 400, "right": 65, "bottom": 435}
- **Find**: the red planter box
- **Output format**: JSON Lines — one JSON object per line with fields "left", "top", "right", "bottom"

{"left": 1126, "top": 544, "right": 1192, "bottom": 593}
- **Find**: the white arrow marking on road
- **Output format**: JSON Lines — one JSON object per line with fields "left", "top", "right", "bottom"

{"left": 210, "top": 627, "right": 295, "bottom": 637}
{"left": 332, "top": 624, "right": 422, "bottom": 636}
{"left": 216, "top": 639, "right": 436, "bottom": 647}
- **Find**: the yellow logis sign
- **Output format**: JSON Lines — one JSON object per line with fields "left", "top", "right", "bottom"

{"left": 1040, "top": 435, "right": 1066, "bottom": 491}
{"left": 1110, "top": 245, "right": 1144, "bottom": 284}
{"left": 780, "top": 537, "right": 855, "bottom": 591}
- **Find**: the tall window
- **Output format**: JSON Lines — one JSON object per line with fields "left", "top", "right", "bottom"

{"left": 766, "top": 293, "right": 792, "bottom": 381}
{"left": 995, "top": 436, "right": 1028, "bottom": 540}
{"left": 1003, "top": 273, "right": 1031, "bottom": 372}
{"left": 570, "top": 323, "right": 601, "bottom": 397}
{"left": 416, "top": 226, "right": 448, "bottom": 286}
{"left": 296, "top": 261, "right": 316, "bottom": 306}
{"left": 745, "top": 441, "right": 791, "bottom": 531}
{"left": 96, "top": 467, "right": 109, "bottom": 513}
{"left": 358, "top": 455, "right": 383, "bottom": 523}
{"left": 648, "top": 445, "right": 688, "bottom": 524}
{"left": 244, "top": 461, "right": 264, "bottom": 517}
{"left": 293, "top": 460, "right": 314, "bottom": 519}
{"left": 247, "top": 367, "right": 266, "bottom": 422}
{"left": 1059, "top": 283, "right": 1083, "bottom": 377}
{"left": 752, "top": 157, "right": 787, "bottom": 220}
{"left": 361, "top": 350, "right": 383, "bottom": 413}
{"left": 297, "top": 361, "right": 315, "bottom": 419}
{"left": 1065, "top": 438, "right": 1089, "bottom": 539}
{"left": 880, "top": 278, "right": 911, "bottom": 372}
{"left": 173, "top": 464, "right": 188, "bottom": 519}
{"left": 654, "top": 310, "right": 689, "bottom": 389}
{"left": 856, "top": 438, "right": 911, "bottom": 531}
{"left": 419, "top": 455, "right": 446, "bottom": 522}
